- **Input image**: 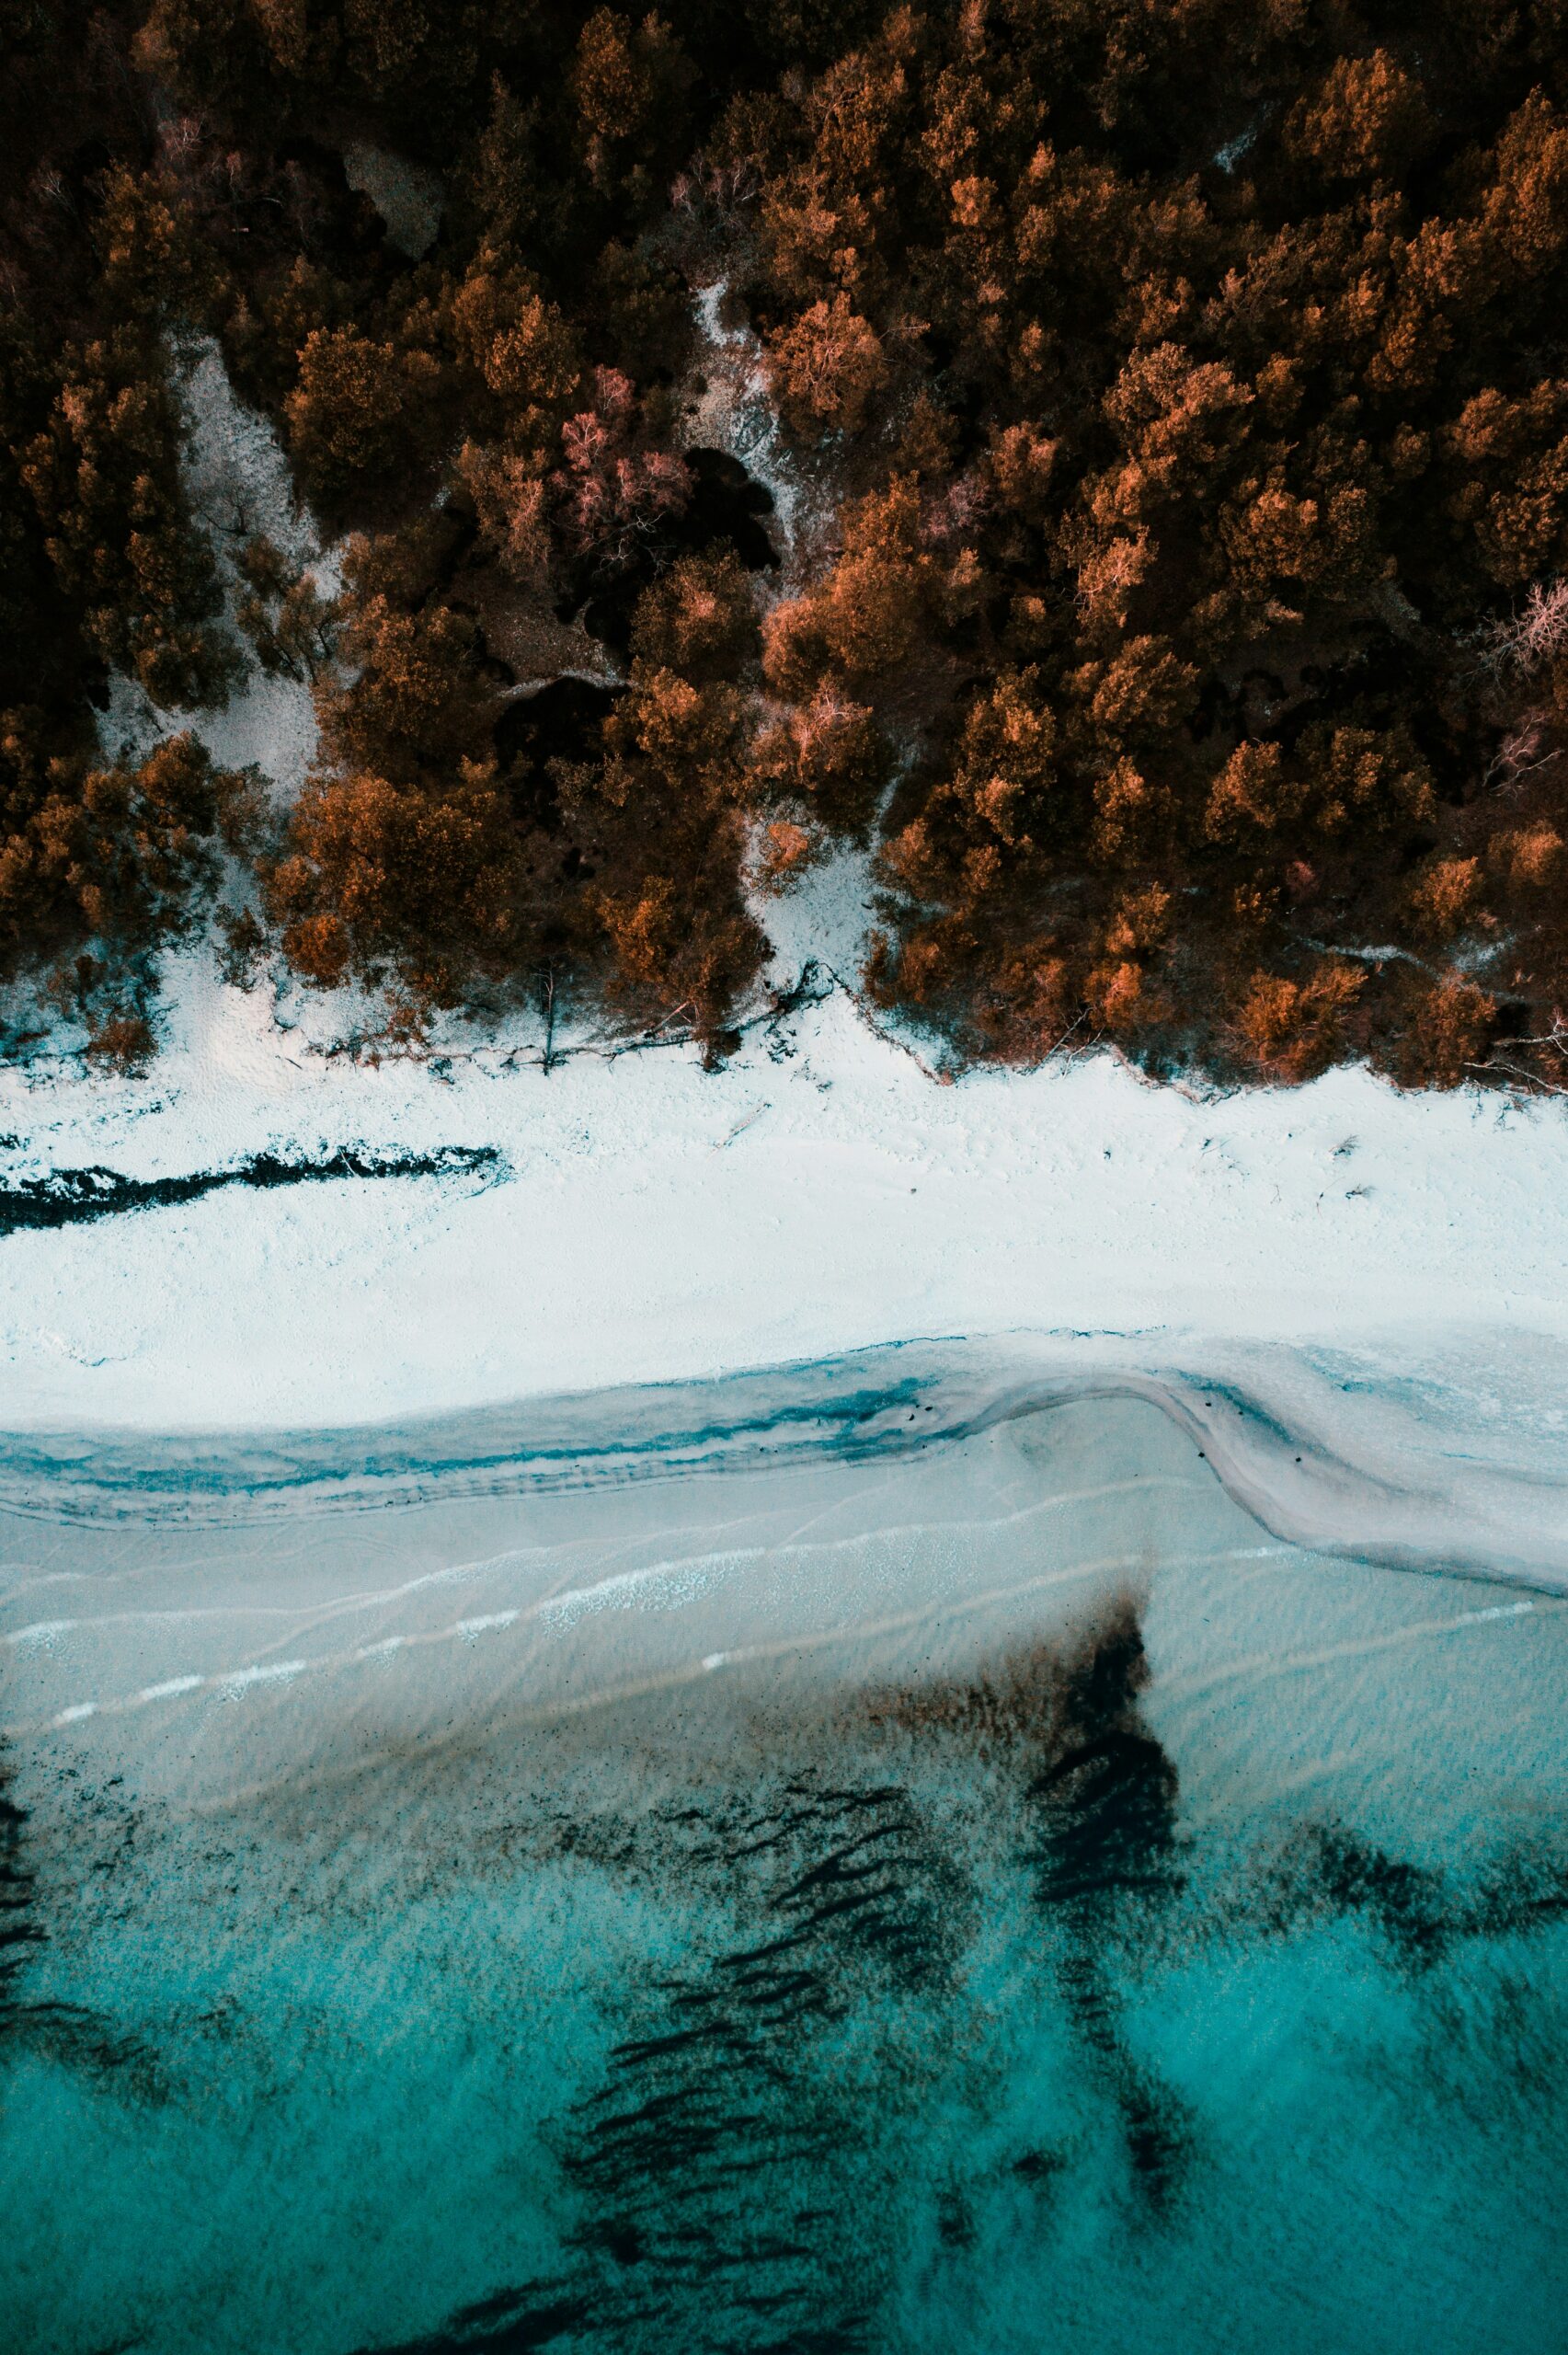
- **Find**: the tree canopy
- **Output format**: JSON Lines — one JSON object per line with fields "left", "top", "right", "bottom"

{"left": 4, "top": 0, "right": 1568, "bottom": 1084}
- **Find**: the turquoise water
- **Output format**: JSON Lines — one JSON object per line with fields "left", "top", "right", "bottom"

{"left": 3, "top": 1384, "right": 1567, "bottom": 2354}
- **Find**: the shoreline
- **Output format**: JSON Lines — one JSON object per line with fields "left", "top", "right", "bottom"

{"left": 2, "top": 978, "right": 1564, "bottom": 1437}
{"left": 1, "top": 1332, "right": 1563, "bottom": 1586}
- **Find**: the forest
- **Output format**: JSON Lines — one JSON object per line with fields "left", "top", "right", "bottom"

{"left": 5, "top": 0, "right": 1568, "bottom": 1086}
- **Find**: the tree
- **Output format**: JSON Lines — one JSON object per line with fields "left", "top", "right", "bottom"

{"left": 235, "top": 534, "right": 337, "bottom": 681}
{"left": 591, "top": 872, "right": 766, "bottom": 1043}
{"left": 1232, "top": 961, "right": 1364, "bottom": 1083}
{"left": 572, "top": 9, "right": 692, "bottom": 185}
{"left": 616, "top": 664, "right": 745, "bottom": 794}
{"left": 1091, "top": 755, "right": 1173, "bottom": 864}
{"left": 1298, "top": 725, "right": 1434, "bottom": 838}
{"left": 1439, "top": 385, "right": 1568, "bottom": 589}
{"left": 1102, "top": 342, "right": 1252, "bottom": 500}
{"left": 316, "top": 570, "right": 496, "bottom": 783}
{"left": 1282, "top": 52, "right": 1435, "bottom": 190}
{"left": 969, "top": 936, "right": 1079, "bottom": 1063}
{"left": 19, "top": 334, "right": 236, "bottom": 706}
{"left": 762, "top": 477, "right": 965, "bottom": 694}
{"left": 767, "top": 293, "right": 889, "bottom": 435}
{"left": 1, "top": 726, "right": 258, "bottom": 978}
{"left": 1084, "top": 635, "right": 1198, "bottom": 749}
{"left": 268, "top": 763, "right": 522, "bottom": 1001}
{"left": 284, "top": 327, "right": 443, "bottom": 508}
{"left": 1203, "top": 741, "right": 1299, "bottom": 844}
{"left": 1085, "top": 884, "right": 1173, "bottom": 1042}
{"left": 1408, "top": 855, "right": 1483, "bottom": 942}
{"left": 451, "top": 255, "right": 582, "bottom": 451}
{"left": 457, "top": 442, "right": 554, "bottom": 589}
{"left": 748, "top": 684, "right": 890, "bottom": 835}
{"left": 879, "top": 671, "right": 1056, "bottom": 911}
{"left": 1383, "top": 972, "right": 1495, "bottom": 1087}
{"left": 629, "top": 548, "right": 759, "bottom": 680}
{"left": 552, "top": 366, "right": 691, "bottom": 574}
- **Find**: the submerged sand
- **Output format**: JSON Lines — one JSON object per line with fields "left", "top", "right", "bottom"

{"left": 4, "top": 1367, "right": 1567, "bottom": 2354}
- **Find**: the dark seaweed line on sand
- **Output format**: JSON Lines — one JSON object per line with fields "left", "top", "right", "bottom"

{"left": 0, "top": 1145, "right": 506, "bottom": 1236}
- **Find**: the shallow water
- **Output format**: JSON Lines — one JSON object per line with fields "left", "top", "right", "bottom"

{"left": 3, "top": 1380, "right": 1567, "bottom": 2354}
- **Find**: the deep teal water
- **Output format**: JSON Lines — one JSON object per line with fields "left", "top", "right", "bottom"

{"left": 3, "top": 1387, "right": 1567, "bottom": 2355}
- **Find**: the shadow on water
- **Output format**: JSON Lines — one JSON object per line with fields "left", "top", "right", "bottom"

{"left": 1247, "top": 1816, "right": 1568, "bottom": 1967}
{"left": 353, "top": 1601, "right": 1193, "bottom": 2355}
{"left": 1, "top": 1740, "right": 166, "bottom": 2102}
{"left": 339, "top": 1573, "right": 1568, "bottom": 2355}
{"left": 1023, "top": 1610, "right": 1192, "bottom": 2211}
{"left": 11, "top": 1563, "right": 1568, "bottom": 2355}
{"left": 0, "top": 1740, "right": 40, "bottom": 2027}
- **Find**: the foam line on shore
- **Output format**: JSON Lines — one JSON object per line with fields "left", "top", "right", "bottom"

{"left": 0, "top": 1327, "right": 1562, "bottom": 1590}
